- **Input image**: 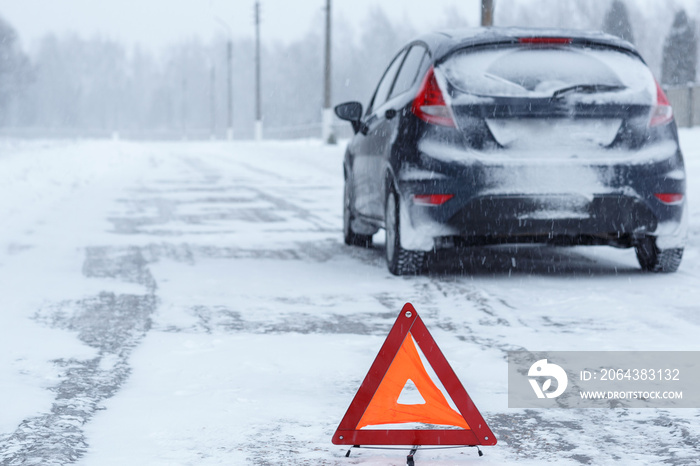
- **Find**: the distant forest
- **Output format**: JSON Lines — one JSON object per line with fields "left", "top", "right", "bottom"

{"left": 0, "top": 0, "right": 697, "bottom": 139}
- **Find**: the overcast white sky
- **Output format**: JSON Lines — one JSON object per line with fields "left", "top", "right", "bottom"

{"left": 0, "top": 0, "right": 482, "bottom": 50}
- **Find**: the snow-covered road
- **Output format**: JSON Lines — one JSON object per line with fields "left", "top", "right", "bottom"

{"left": 0, "top": 133, "right": 699, "bottom": 465}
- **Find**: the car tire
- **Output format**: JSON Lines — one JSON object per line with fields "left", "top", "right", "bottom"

{"left": 635, "top": 237, "right": 683, "bottom": 273}
{"left": 344, "top": 176, "right": 373, "bottom": 247}
{"left": 385, "top": 187, "right": 424, "bottom": 276}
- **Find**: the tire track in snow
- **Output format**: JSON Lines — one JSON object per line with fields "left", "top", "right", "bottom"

{"left": 109, "top": 183, "right": 336, "bottom": 236}
{"left": 184, "top": 153, "right": 339, "bottom": 232}
{"left": 413, "top": 275, "right": 528, "bottom": 357}
{"left": 409, "top": 253, "right": 700, "bottom": 465}
{"left": 491, "top": 409, "right": 700, "bottom": 465}
{"left": 0, "top": 248, "right": 156, "bottom": 465}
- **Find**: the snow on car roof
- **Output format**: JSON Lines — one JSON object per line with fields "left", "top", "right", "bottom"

{"left": 415, "top": 27, "right": 640, "bottom": 63}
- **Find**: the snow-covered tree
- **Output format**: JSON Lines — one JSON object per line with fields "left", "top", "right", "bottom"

{"left": 602, "top": 0, "right": 635, "bottom": 44}
{"left": 0, "top": 15, "right": 30, "bottom": 125}
{"left": 661, "top": 10, "right": 697, "bottom": 86}
{"left": 4, "top": 2, "right": 696, "bottom": 138}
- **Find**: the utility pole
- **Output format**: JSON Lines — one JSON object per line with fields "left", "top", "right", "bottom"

{"left": 254, "top": 0, "right": 263, "bottom": 141}
{"left": 182, "top": 72, "right": 188, "bottom": 140}
{"left": 322, "top": 0, "right": 336, "bottom": 144}
{"left": 216, "top": 18, "right": 234, "bottom": 140}
{"left": 226, "top": 39, "right": 233, "bottom": 140}
{"left": 481, "top": 0, "right": 494, "bottom": 26}
{"left": 210, "top": 64, "right": 216, "bottom": 139}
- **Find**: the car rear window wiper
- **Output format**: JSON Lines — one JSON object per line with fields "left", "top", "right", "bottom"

{"left": 551, "top": 84, "right": 626, "bottom": 98}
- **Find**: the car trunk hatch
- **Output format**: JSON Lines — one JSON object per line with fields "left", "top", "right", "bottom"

{"left": 485, "top": 117, "right": 622, "bottom": 149}
{"left": 439, "top": 42, "right": 659, "bottom": 151}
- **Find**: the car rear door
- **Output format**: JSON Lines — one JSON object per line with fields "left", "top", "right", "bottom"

{"left": 352, "top": 49, "right": 406, "bottom": 219}
{"left": 355, "top": 45, "right": 428, "bottom": 219}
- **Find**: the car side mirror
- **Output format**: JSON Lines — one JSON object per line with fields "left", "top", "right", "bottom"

{"left": 335, "top": 101, "right": 363, "bottom": 134}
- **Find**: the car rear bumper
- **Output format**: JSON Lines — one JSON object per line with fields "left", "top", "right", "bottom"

{"left": 447, "top": 193, "right": 658, "bottom": 237}
{"left": 399, "top": 190, "right": 686, "bottom": 251}
{"left": 396, "top": 148, "right": 687, "bottom": 251}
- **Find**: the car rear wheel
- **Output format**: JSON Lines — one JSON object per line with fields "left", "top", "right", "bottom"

{"left": 344, "top": 176, "right": 373, "bottom": 247}
{"left": 385, "top": 188, "right": 424, "bottom": 275}
{"left": 635, "top": 237, "right": 683, "bottom": 273}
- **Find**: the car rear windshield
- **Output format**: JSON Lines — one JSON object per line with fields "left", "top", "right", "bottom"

{"left": 440, "top": 45, "right": 656, "bottom": 102}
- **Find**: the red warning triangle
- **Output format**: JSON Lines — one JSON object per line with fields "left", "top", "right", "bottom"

{"left": 332, "top": 303, "right": 496, "bottom": 446}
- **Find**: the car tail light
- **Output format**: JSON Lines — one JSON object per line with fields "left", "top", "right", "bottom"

{"left": 411, "top": 66, "right": 457, "bottom": 128}
{"left": 649, "top": 79, "right": 674, "bottom": 127}
{"left": 413, "top": 194, "right": 454, "bottom": 206}
{"left": 518, "top": 37, "right": 572, "bottom": 44}
{"left": 654, "top": 193, "right": 684, "bottom": 204}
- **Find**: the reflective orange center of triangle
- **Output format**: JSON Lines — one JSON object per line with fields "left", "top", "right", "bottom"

{"left": 356, "top": 332, "right": 470, "bottom": 430}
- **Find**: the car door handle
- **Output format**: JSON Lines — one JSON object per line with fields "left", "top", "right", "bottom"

{"left": 385, "top": 108, "right": 397, "bottom": 120}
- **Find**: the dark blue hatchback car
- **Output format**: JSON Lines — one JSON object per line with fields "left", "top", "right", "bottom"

{"left": 335, "top": 28, "right": 687, "bottom": 275}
